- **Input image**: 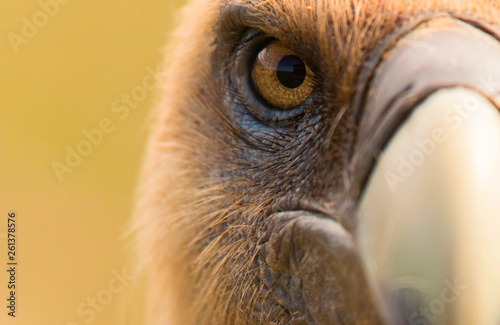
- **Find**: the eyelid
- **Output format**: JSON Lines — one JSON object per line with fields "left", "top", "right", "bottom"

{"left": 235, "top": 29, "right": 267, "bottom": 55}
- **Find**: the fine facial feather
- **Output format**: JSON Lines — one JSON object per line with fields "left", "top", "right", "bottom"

{"left": 133, "top": 1, "right": 500, "bottom": 324}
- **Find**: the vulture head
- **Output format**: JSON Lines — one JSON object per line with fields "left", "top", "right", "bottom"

{"left": 134, "top": 1, "right": 500, "bottom": 324}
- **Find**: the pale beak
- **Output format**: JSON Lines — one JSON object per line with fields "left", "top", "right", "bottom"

{"left": 354, "top": 17, "right": 500, "bottom": 325}
{"left": 358, "top": 88, "right": 500, "bottom": 325}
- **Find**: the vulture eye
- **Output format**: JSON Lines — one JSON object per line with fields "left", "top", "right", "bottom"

{"left": 250, "top": 40, "right": 315, "bottom": 110}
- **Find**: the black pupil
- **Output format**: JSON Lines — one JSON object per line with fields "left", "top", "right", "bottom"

{"left": 276, "top": 55, "right": 307, "bottom": 89}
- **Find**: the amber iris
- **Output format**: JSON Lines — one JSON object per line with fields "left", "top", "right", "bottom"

{"left": 251, "top": 41, "right": 314, "bottom": 109}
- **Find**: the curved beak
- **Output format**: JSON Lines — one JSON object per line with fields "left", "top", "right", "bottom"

{"left": 355, "top": 18, "right": 500, "bottom": 325}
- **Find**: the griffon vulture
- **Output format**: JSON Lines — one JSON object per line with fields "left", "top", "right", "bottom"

{"left": 133, "top": 0, "right": 500, "bottom": 324}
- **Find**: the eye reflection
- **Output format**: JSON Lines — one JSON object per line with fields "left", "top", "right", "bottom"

{"left": 276, "top": 55, "right": 307, "bottom": 89}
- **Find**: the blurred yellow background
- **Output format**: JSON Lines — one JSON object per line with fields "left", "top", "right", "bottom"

{"left": 0, "top": 0, "right": 187, "bottom": 324}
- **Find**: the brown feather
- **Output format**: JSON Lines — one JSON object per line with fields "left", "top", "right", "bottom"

{"left": 132, "top": 1, "right": 500, "bottom": 324}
